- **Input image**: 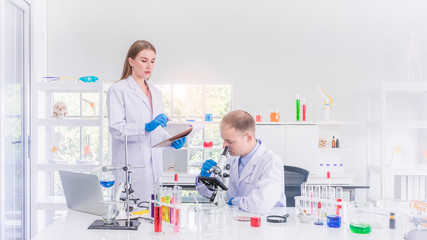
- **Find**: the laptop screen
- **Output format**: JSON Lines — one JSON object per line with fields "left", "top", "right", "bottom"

{"left": 59, "top": 171, "right": 104, "bottom": 215}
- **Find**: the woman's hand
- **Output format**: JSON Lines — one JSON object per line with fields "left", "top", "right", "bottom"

{"left": 171, "top": 137, "right": 186, "bottom": 149}
{"left": 145, "top": 113, "right": 168, "bottom": 132}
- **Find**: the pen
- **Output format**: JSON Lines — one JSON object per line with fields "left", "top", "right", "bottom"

{"left": 132, "top": 209, "right": 150, "bottom": 215}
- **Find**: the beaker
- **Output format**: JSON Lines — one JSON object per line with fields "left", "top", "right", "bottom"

{"left": 225, "top": 205, "right": 238, "bottom": 225}
{"left": 197, "top": 204, "right": 216, "bottom": 237}
{"left": 250, "top": 212, "right": 261, "bottom": 227}
{"left": 349, "top": 202, "right": 373, "bottom": 234}
{"left": 214, "top": 207, "right": 226, "bottom": 229}
{"left": 326, "top": 206, "right": 341, "bottom": 228}
{"left": 269, "top": 109, "right": 280, "bottom": 122}
{"left": 102, "top": 201, "right": 118, "bottom": 224}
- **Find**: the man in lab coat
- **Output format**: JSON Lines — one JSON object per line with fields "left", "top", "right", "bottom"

{"left": 196, "top": 110, "right": 286, "bottom": 213}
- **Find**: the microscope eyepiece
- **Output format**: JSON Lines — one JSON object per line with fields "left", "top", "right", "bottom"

{"left": 222, "top": 146, "right": 229, "bottom": 156}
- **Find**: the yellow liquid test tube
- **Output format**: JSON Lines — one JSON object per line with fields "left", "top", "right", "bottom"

{"left": 161, "top": 197, "right": 166, "bottom": 222}
{"left": 165, "top": 196, "right": 170, "bottom": 222}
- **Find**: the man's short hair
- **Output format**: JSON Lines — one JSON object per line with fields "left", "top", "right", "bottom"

{"left": 221, "top": 110, "right": 255, "bottom": 134}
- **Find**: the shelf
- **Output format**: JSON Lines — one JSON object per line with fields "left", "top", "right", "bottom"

{"left": 385, "top": 165, "right": 427, "bottom": 176}
{"left": 307, "top": 173, "right": 354, "bottom": 185}
{"left": 36, "top": 82, "right": 101, "bottom": 92}
{"left": 318, "top": 148, "right": 351, "bottom": 152}
{"left": 383, "top": 121, "right": 427, "bottom": 129}
{"left": 162, "top": 173, "right": 198, "bottom": 184}
{"left": 35, "top": 163, "right": 100, "bottom": 172}
{"left": 381, "top": 82, "right": 427, "bottom": 92}
{"left": 35, "top": 118, "right": 101, "bottom": 126}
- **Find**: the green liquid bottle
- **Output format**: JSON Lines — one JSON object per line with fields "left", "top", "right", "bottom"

{"left": 296, "top": 94, "right": 300, "bottom": 121}
{"left": 349, "top": 223, "right": 372, "bottom": 234}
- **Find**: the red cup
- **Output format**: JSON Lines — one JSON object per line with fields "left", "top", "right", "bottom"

{"left": 255, "top": 115, "right": 263, "bottom": 122}
{"left": 250, "top": 216, "right": 261, "bottom": 227}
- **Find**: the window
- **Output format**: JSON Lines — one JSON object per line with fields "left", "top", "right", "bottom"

{"left": 155, "top": 84, "right": 234, "bottom": 174}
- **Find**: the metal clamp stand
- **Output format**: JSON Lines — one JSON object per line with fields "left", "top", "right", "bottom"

{"left": 88, "top": 135, "right": 143, "bottom": 230}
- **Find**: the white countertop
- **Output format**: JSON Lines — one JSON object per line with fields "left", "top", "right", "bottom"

{"left": 33, "top": 207, "right": 405, "bottom": 240}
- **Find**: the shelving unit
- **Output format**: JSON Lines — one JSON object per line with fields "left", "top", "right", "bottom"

{"left": 256, "top": 121, "right": 357, "bottom": 185}
{"left": 366, "top": 82, "right": 427, "bottom": 202}
{"left": 31, "top": 81, "right": 107, "bottom": 234}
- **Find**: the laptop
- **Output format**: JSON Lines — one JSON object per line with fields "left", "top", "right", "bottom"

{"left": 59, "top": 170, "right": 105, "bottom": 215}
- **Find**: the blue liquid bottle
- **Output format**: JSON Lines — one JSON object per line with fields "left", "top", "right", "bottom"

{"left": 99, "top": 172, "right": 115, "bottom": 201}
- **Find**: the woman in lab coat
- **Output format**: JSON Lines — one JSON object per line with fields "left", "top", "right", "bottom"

{"left": 107, "top": 40, "right": 185, "bottom": 202}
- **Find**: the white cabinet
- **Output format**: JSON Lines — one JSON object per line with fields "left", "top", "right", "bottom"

{"left": 367, "top": 82, "right": 427, "bottom": 202}
{"left": 31, "top": 81, "right": 107, "bottom": 233}
{"left": 256, "top": 122, "right": 356, "bottom": 184}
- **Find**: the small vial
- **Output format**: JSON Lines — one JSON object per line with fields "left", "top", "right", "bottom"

{"left": 302, "top": 99, "right": 307, "bottom": 121}
{"left": 332, "top": 136, "right": 336, "bottom": 148}
{"left": 389, "top": 212, "right": 396, "bottom": 229}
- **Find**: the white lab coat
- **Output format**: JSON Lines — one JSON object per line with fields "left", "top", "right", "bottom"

{"left": 196, "top": 141, "right": 286, "bottom": 213}
{"left": 107, "top": 76, "right": 170, "bottom": 202}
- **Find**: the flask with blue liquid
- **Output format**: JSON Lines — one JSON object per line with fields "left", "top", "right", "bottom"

{"left": 100, "top": 172, "right": 115, "bottom": 201}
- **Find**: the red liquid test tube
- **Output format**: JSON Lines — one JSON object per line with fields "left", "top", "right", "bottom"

{"left": 154, "top": 206, "right": 162, "bottom": 232}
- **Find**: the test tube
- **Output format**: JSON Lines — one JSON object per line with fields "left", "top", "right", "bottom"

{"left": 308, "top": 185, "right": 314, "bottom": 215}
{"left": 335, "top": 187, "right": 343, "bottom": 200}
{"left": 329, "top": 186, "right": 336, "bottom": 201}
{"left": 335, "top": 187, "right": 343, "bottom": 216}
{"left": 321, "top": 186, "right": 328, "bottom": 199}
{"left": 165, "top": 188, "right": 171, "bottom": 223}
{"left": 313, "top": 186, "right": 320, "bottom": 199}
{"left": 321, "top": 186, "right": 329, "bottom": 219}
{"left": 154, "top": 205, "right": 162, "bottom": 232}
{"left": 173, "top": 207, "right": 180, "bottom": 233}
{"left": 161, "top": 196, "right": 166, "bottom": 222}
{"left": 151, "top": 194, "right": 155, "bottom": 218}
{"left": 300, "top": 182, "right": 306, "bottom": 209}
{"left": 170, "top": 196, "right": 175, "bottom": 224}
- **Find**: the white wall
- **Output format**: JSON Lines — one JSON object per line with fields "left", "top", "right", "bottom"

{"left": 46, "top": 0, "right": 427, "bottom": 187}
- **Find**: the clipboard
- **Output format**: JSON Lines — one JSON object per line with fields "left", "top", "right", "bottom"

{"left": 152, "top": 126, "right": 193, "bottom": 148}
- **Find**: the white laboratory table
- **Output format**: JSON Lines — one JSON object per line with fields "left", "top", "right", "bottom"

{"left": 33, "top": 207, "right": 406, "bottom": 240}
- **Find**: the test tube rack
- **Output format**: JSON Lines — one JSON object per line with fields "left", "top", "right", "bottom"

{"left": 294, "top": 196, "right": 348, "bottom": 223}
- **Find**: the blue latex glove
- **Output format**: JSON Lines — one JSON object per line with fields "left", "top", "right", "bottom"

{"left": 171, "top": 137, "right": 186, "bottom": 149}
{"left": 227, "top": 197, "right": 235, "bottom": 206}
{"left": 200, "top": 159, "right": 217, "bottom": 177}
{"left": 145, "top": 114, "right": 168, "bottom": 132}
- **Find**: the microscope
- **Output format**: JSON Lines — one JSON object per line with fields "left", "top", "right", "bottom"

{"left": 198, "top": 146, "right": 230, "bottom": 207}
